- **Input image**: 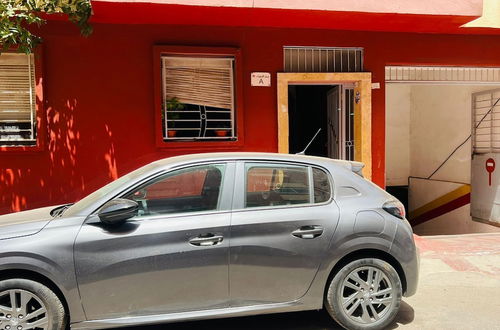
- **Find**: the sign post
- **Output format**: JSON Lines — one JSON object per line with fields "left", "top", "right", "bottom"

{"left": 486, "top": 158, "right": 496, "bottom": 186}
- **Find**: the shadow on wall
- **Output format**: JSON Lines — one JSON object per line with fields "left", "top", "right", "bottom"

{"left": 0, "top": 83, "right": 120, "bottom": 215}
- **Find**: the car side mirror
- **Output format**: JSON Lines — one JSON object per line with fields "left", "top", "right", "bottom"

{"left": 98, "top": 198, "right": 138, "bottom": 225}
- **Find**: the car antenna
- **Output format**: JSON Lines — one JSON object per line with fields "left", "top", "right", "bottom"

{"left": 296, "top": 128, "right": 321, "bottom": 155}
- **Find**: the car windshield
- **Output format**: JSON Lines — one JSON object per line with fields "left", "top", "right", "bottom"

{"left": 64, "top": 162, "right": 161, "bottom": 216}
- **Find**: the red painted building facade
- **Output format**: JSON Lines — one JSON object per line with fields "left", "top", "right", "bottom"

{"left": 1, "top": 0, "right": 500, "bottom": 216}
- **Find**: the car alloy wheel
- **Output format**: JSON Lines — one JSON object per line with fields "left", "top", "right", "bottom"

{"left": 0, "top": 279, "right": 66, "bottom": 330}
{"left": 0, "top": 289, "right": 48, "bottom": 330}
{"left": 339, "top": 266, "right": 394, "bottom": 324}
{"left": 325, "top": 258, "right": 402, "bottom": 330}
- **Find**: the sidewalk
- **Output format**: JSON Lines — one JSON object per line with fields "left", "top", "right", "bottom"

{"left": 393, "top": 233, "right": 500, "bottom": 329}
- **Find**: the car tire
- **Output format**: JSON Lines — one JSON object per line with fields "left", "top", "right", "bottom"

{"left": 0, "top": 278, "right": 67, "bottom": 330}
{"left": 325, "top": 258, "right": 402, "bottom": 330}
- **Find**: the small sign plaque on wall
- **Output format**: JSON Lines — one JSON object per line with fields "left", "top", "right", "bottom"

{"left": 251, "top": 72, "right": 271, "bottom": 87}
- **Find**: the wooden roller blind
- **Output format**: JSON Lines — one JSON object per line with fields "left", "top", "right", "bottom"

{"left": 162, "top": 57, "right": 234, "bottom": 110}
{"left": 0, "top": 53, "right": 36, "bottom": 145}
{"left": 0, "top": 53, "right": 35, "bottom": 122}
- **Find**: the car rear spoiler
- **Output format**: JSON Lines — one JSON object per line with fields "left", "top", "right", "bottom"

{"left": 332, "top": 159, "right": 365, "bottom": 177}
{"left": 349, "top": 161, "right": 365, "bottom": 177}
{"left": 343, "top": 160, "right": 365, "bottom": 178}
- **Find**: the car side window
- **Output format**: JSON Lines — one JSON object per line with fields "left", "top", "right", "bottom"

{"left": 124, "top": 164, "right": 226, "bottom": 217}
{"left": 313, "top": 167, "right": 332, "bottom": 203}
{"left": 245, "top": 163, "right": 310, "bottom": 208}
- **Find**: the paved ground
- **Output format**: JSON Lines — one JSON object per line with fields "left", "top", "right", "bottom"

{"left": 124, "top": 233, "right": 500, "bottom": 330}
{"left": 400, "top": 233, "right": 500, "bottom": 330}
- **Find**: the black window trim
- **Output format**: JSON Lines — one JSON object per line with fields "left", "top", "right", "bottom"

{"left": 236, "top": 160, "right": 335, "bottom": 212}
{"left": 122, "top": 163, "right": 228, "bottom": 219}
{"left": 88, "top": 161, "right": 233, "bottom": 222}
{"left": 311, "top": 166, "right": 334, "bottom": 204}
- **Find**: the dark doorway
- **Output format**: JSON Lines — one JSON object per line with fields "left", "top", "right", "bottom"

{"left": 288, "top": 85, "right": 338, "bottom": 157}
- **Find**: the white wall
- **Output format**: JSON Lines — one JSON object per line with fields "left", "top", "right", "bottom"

{"left": 409, "top": 85, "right": 476, "bottom": 183}
{"left": 385, "top": 84, "right": 411, "bottom": 186}
{"left": 386, "top": 83, "right": 500, "bottom": 235}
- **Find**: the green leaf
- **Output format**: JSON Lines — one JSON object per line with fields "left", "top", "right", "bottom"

{"left": 0, "top": 0, "right": 92, "bottom": 54}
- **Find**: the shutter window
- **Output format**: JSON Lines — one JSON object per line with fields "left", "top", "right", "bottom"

{"left": 162, "top": 56, "right": 235, "bottom": 141}
{"left": 472, "top": 89, "right": 500, "bottom": 154}
{"left": 0, "top": 53, "right": 37, "bottom": 146}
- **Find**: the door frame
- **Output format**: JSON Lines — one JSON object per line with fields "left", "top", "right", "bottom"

{"left": 277, "top": 72, "right": 372, "bottom": 179}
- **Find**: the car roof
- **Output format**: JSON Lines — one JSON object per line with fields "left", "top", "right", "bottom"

{"left": 150, "top": 152, "right": 362, "bottom": 173}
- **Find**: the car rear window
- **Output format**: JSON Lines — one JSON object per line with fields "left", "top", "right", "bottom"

{"left": 313, "top": 167, "right": 331, "bottom": 203}
{"left": 245, "top": 163, "right": 311, "bottom": 208}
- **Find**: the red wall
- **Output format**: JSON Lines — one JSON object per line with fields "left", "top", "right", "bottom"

{"left": 2, "top": 21, "right": 500, "bottom": 214}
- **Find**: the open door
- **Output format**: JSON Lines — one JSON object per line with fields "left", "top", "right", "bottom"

{"left": 326, "top": 85, "right": 355, "bottom": 160}
{"left": 326, "top": 86, "right": 340, "bottom": 159}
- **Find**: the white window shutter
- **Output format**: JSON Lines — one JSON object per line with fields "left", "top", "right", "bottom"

{"left": 472, "top": 89, "right": 500, "bottom": 153}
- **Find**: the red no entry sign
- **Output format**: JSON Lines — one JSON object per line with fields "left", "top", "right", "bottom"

{"left": 486, "top": 158, "right": 496, "bottom": 186}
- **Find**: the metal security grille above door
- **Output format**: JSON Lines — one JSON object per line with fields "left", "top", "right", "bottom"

{"left": 284, "top": 47, "right": 364, "bottom": 73}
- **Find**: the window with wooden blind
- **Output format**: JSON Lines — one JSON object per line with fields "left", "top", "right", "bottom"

{"left": 0, "top": 53, "right": 37, "bottom": 146}
{"left": 162, "top": 56, "right": 236, "bottom": 141}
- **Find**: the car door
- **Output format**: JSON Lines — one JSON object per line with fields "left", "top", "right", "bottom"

{"left": 74, "top": 162, "right": 234, "bottom": 320}
{"left": 229, "top": 161, "right": 340, "bottom": 306}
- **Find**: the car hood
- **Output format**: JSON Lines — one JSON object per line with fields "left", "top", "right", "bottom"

{"left": 0, "top": 205, "right": 57, "bottom": 240}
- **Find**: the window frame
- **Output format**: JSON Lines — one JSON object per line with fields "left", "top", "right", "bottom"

{"left": 472, "top": 88, "right": 500, "bottom": 154}
{"left": 312, "top": 166, "right": 333, "bottom": 204}
{"left": 123, "top": 163, "right": 228, "bottom": 218}
{"left": 232, "top": 160, "right": 334, "bottom": 212}
{"left": 0, "top": 47, "right": 46, "bottom": 152}
{"left": 153, "top": 45, "right": 244, "bottom": 149}
{"left": 94, "top": 161, "right": 236, "bottom": 222}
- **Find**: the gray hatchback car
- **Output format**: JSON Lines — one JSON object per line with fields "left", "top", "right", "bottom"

{"left": 0, "top": 153, "right": 418, "bottom": 330}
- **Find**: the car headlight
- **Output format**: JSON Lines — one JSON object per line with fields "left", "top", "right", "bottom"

{"left": 383, "top": 200, "right": 406, "bottom": 219}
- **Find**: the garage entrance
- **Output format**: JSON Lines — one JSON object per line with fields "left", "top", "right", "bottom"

{"left": 385, "top": 65, "right": 500, "bottom": 235}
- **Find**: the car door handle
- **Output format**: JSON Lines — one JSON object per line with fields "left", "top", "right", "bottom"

{"left": 189, "top": 234, "right": 224, "bottom": 247}
{"left": 292, "top": 226, "right": 324, "bottom": 239}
